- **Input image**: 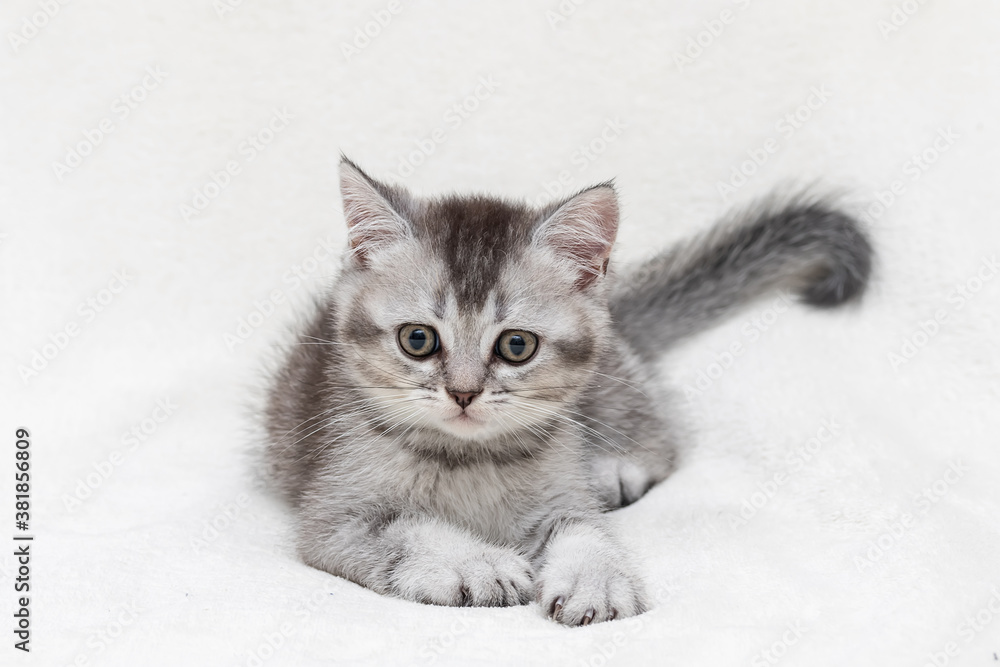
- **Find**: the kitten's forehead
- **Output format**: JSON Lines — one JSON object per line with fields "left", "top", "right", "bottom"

{"left": 431, "top": 287, "right": 508, "bottom": 325}
{"left": 410, "top": 195, "right": 539, "bottom": 309}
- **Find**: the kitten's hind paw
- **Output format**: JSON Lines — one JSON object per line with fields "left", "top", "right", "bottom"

{"left": 591, "top": 456, "right": 656, "bottom": 510}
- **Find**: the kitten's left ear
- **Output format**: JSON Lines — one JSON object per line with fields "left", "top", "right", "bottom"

{"left": 339, "top": 157, "right": 412, "bottom": 266}
{"left": 534, "top": 184, "right": 619, "bottom": 289}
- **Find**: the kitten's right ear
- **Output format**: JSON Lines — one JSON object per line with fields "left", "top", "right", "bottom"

{"left": 534, "top": 183, "right": 619, "bottom": 289}
{"left": 339, "top": 158, "right": 412, "bottom": 266}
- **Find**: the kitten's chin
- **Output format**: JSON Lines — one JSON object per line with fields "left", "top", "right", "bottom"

{"left": 435, "top": 411, "right": 502, "bottom": 441}
{"left": 439, "top": 416, "right": 487, "bottom": 438}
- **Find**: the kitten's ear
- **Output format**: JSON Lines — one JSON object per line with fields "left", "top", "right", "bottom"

{"left": 339, "top": 158, "right": 412, "bottom": 266}
{"left": 534, "top": 184, "right": 619, "bottom": 289}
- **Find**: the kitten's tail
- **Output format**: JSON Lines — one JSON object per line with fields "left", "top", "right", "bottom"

{"left": 609, "top": 195, "right": 873, "bottom": 359}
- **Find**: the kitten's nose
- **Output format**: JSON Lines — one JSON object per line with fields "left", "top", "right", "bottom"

{"left": 448, "top": 390, "right": 481, "bottom": 409}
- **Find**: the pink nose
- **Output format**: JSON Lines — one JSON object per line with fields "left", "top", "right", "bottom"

{"left": 448, "top": 390, "right": 480, "bottom": 409}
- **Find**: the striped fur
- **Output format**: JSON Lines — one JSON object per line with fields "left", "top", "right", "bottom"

{"left": 262, "top": 159, "right": 873, "bottom": 625}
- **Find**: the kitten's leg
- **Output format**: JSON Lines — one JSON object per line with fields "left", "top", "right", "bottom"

{"left": 579, "top": 353, "right": 678, "bottom": 511}
{"left": 581, "top": 404, "right": 676, "bottom": 511}
{"left": 298, "top": 505, "right": 534, "bottom": 607}
{"left": 530, "top": 508, "right": 647, "bottom": 625}
{"left": 590, "top": 455, "right": 656, "bottom": 509}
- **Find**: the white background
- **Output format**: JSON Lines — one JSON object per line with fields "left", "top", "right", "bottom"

{"left": 3, "top": 0, "right": 999, "bottom": 665}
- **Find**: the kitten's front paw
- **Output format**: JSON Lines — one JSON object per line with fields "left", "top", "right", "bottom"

{"left": 536, "top": 552, "right": 646, "bottom": 625}
{"left": 390, "top": 546, "right": 534, "bottom": 608}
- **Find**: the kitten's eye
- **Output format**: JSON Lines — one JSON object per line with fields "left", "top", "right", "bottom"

{"left": 398, "top": 324, "right": 439, "bottom": 358}
{"left": 495, "top": 330, "right": 538, "bottom": 364}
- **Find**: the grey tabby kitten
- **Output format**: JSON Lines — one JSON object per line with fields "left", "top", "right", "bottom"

{"left": 263, "top": 157, "right": 871, "bottom": 626}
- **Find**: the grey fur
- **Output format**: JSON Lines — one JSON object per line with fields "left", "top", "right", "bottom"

{"left": 262, "top": 158, "right": 873, "bottom": 626}
{"left": 611, "top": 196, "right": 872, "bottom": 359}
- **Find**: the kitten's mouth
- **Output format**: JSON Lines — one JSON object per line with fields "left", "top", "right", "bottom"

{"left": 446, "top": 411, "right": 482, "bottom": 424}
{"left": 441, "top": 409, "right": 492, "bottom": 435}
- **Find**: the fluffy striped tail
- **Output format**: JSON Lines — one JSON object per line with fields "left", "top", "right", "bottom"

{"left": 610, "top": 196, "right": 873, "bottom": 359}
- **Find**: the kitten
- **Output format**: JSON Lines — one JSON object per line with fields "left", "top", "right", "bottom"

{"left": 263, "top": 157, "right": 872, "bottom": 626}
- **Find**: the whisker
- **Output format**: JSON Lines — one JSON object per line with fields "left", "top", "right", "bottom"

{"left": 580, "top": 369, "right": 649, "bottom": 397}
{"left": 496, "top": 412, "right": 541, "bottom": 460}
{"left": 276, "top": 394, "right": 418, "bottom": 455}
{"left": 293, "top": 400, "right": 421, "bottom": 463}
{"left": 504, "top": 385, "right": 592, "bottom": 392}
{"left": 349, "top": 353, "right": 426, "bottom": 389}
{"left": 506, "top": 392, "right": 637, "bottom": 413}
{"left": 322, "top": 385, "right": 427, "bottom": 391}
{"left": 503, "top": 411, "right": 570, "bottom": 457}
{"left": 298, "top": 335, "right": 345, "bottom": 345}
{"left": 515, "top": 401, "right": 629, "bottom": 456}
{"left": 279, "top": 404, "right": 384, "bottom": 455}
{"left": 560, "top": 406, "right": 655, "bottom": 455}
{"left": 296, "top": 334, "right": 426, "bottom": 390}
{"left": 274, "top": 394, "right": 380, "bottom": 442}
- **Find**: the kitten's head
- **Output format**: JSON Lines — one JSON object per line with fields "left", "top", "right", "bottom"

{"left": 330, "top": 158, "right": 619, "bottom": 453}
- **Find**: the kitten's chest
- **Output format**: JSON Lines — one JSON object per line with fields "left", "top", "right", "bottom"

{"left": 397, "top": 453, "right": 545, "bottom": 544}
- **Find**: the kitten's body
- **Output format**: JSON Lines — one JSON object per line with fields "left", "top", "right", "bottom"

{"left": 264, "top": 159, "right": 871, "bottom": 625}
